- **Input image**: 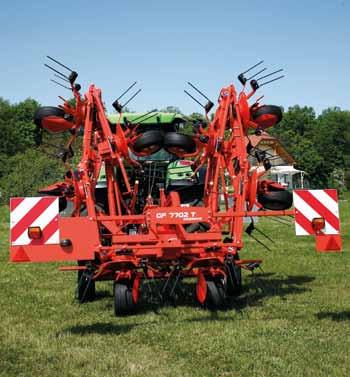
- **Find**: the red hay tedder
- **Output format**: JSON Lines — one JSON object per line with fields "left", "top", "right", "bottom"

{"left": 9, "top": 58, "right": 342, "bottom": 315}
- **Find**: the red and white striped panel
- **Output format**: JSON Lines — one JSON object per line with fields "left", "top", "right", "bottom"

{"left": 293, "top": 189, "right": 340, "bottom": 236}
{"left": 10, "top": 197, "right": 59, "bottom": 246}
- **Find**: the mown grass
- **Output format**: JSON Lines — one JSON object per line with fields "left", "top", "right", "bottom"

{"left": 0, "top": 203, "right": 349, "bottom": 377}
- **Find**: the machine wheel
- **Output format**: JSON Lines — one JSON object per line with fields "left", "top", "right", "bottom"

{"left": 205, "top": 280, "right": 225, "bottom": 310}
{"left": 34, "top": 106, "right": 67, "bottom": 127}
{"left": 225, "top": 260, "right": 242, "bottom": 297}
{"left": 163, "top": 132, "right": 196, "bottom": 155}
{"left": 114, "top": 282, "right": 135, "bottom": 316}
{"left": 77, "top": 268, "right": 96, "bottom": 303}
{"left": 132, "top": 130, "right": 163, "bottom": 155}
{"left": 257, "top": 190, "right": 293, "bottom": 210}
{"left": 252, "top": 105, "right": 282, "bottom": 128}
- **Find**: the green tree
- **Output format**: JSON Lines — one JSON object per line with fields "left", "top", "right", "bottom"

{"left": 270, "top": 106, "right": 323, "bottom": 187}
{"left": 271, "top": 105, "right": 350, "bottom": 189}
{"left": 160, "top": 106, "right": 182, "bottom": 114}
{"left": 0, "top": 97, "right": 40, "bottom": 157}
{"left": 182, "top": 112, "right": 207, "bottom": 135}
{"left": 314, "top": 107, "right": 350, "bottom": 189}
{"left": 0, "top": 149, "right": 63, "bottom": 204}
{"left": 271, "top": 105, "right": 317, "bottom": 145}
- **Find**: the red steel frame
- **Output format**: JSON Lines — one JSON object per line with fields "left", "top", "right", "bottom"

{"left": 11, "top": 80, "right": 299, "bottom": 304}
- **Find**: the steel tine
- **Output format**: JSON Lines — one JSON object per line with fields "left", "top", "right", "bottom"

{"left": 187, "top": 82, "right": 211, "bottom": 101}
{"left": 47, "top": 55, "right": 73, "bottom": 72}
{"left": 184, "top": 90, "right": 205, "bottom": 108}
{"left": 241, "top": 60, "right": 264, "bottom": 75}
{"left": 256, "top": 69, "right": 284, "bottom": 81}
{"left": 44, "top": 64, "right": 70, "bottom": 79}
{"left": 259, "top": 75, "right": 285, "bottom": 87}
{"left": 50, "top": 79, "right": 71, "bottom": 90}
{"left": 116, "top": 81, "right": 138, "bottom": 101}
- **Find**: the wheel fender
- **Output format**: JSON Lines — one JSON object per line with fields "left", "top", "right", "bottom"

{"left": 41, "top": 116, "right": 74, "bottom": 133}
{"left": 132, "top": 275, "right": 141, "bottom": 304}
{"left": 196, "top": 270, "right": 207, "bottom": 304}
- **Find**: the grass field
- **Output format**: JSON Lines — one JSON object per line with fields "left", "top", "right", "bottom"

{"left": 0, "top": 203, "right": 349, "bottom": 377}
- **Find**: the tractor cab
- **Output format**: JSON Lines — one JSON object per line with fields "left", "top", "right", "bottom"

{"left": 107, "top": 112, "right": 203, "bottom": 211}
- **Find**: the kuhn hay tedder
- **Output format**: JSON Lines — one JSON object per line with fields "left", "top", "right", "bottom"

{"left": 9, "top": 58, "right": 342, "bottom": 315}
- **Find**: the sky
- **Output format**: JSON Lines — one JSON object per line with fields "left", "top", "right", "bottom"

{"left": 0, "top": 0, "right": 349, "bottom": 115}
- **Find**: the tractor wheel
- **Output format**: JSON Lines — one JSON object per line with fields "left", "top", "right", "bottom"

{"left": 77, "top": 268, "right": 96, "bottom": 303}
{"left": 257, "top": 190, "right": 293, "bottom": 210}
{"left": 252, "top": 105, "right": 282, "bottom": 129}
{"left": 34, "top": 106, "right": 67, "bottom": 127}
{"left": 225, "top": 260, "right": 242, "bottom": 297}
{"left": 163, "top": 132, "right": 196, "bottom": 155}
{"left": 132, "top": 130, "right": 163, "bottom": 155}
{"left": 114, "top": 282, "right": 135, "bottom": 316}
{"left": 205, "top": 280, "right": 225, "bottom": 310}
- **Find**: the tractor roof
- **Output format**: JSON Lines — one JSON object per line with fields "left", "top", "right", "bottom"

{"left": 108, "top": 112, "right": 185, "bottom": 125}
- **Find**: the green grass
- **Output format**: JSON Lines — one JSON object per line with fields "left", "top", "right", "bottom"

{"left": 0, "top": 203, "right": 349, "bottom": 377}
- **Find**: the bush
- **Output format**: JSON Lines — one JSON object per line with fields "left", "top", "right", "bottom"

{"left": 0, "top": 149, "right": 63, "bottom": 204}
{"left": 0, "top": 98, "right": 41, "bottom": 157}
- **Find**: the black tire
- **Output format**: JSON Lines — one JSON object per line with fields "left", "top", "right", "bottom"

{"left": 132, "top": 130, "right": 163, "bottom": 155}
{"left": 34, "top": 106, "right": 66, "bottom": 127}
{"left": 114, "top": 282, "right": 135, "bottom": 316}
{"left": 77, "top": 267, "right": 96, "bottom": 303}
{"left": 186, "top": 222, "right": 210, "bottom": 233}
{"left": 257, "top": 190, "right": 293, "bottom": 210}
{"left": 205, "top": 280, "right": 225, "bottom": 310}
{"left": 252, "top": 105, "right": 282, "bottom": 126}
{"left": 163, "top": 132, "right": 196, "bottom": 154}
{"left": 225, "top": 261, "right": 242, "bottom": 297}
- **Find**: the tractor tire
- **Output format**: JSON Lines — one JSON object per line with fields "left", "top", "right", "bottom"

{"left": 205, "top": 280, "right": 225, "bottom": 310}
{"left": 163, "top": 132, "right": 196, "bottom": 155}
{"left": 225, "top": 261, "right": 242, "bottom": 297}
{"left": 114, "top": 282, "right": 135, "bottom": 316}
{"left": 252, "top": 105, "right": 282, "bottom": 128}
{"left": 34, "top": 106, "right": 66, "bottom": 127}
{"left": 132, "top": 130, "right": 163, "bottom": 155}
{"left": 185, "top": 222, "right": 210, "bottom": 233}
{"left": 77, "top": 268, "right": 96, "bottom": 303}
{"left": 257, "top": 190, "right": 293, "bottom": 210}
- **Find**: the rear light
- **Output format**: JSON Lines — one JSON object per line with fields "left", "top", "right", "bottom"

{"left": 312, "top": 218, "right": 325, "bottom": 232}
{"left": 28, "top": 226, "right": 42, "bottom": 239}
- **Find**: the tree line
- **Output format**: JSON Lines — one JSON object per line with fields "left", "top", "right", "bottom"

{"left": 0, "top": 98, "right": 349, "bottom": 204}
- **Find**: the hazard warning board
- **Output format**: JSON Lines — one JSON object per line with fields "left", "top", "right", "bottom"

{"left": 10, "top": 197, "right": 59, "bottom": 246}
{"left": 293, "top": 189, "right": 340, "bottom": 236}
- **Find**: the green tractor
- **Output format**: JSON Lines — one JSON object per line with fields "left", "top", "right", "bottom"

{"left": 105, "top": 112, "right": 204, "bottom": 211}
